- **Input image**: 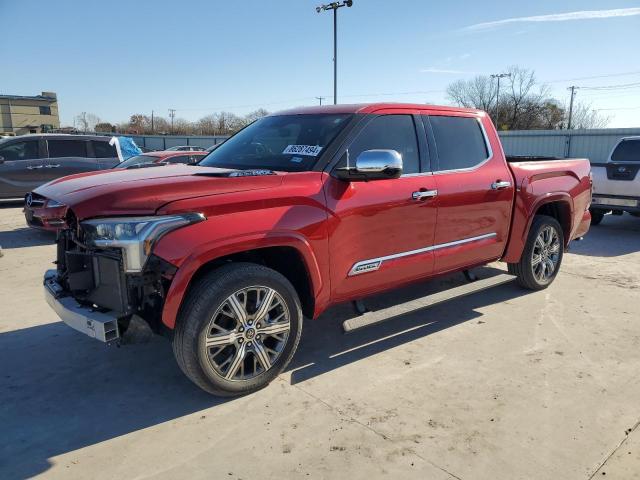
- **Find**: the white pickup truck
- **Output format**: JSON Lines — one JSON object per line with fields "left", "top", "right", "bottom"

{"left": 590, "top": 136, "right": 640, "bottom": 225}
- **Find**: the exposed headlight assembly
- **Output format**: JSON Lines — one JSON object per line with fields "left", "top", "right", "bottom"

{"left": 81, "top": 213, "right": 205, "bottom": 272}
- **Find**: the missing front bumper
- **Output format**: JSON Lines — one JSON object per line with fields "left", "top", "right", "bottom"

{"left": 44, "top": 270, "right": 120, "bottom": 343}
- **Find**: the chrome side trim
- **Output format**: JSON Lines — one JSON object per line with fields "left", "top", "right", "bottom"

{"left": 348, "top": 232, "right": 497, "bottom": 276}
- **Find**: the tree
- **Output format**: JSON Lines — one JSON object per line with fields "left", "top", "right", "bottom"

{"left": 566, "top": 102, "right": 610, "bottom": 129}
{"left": 447, "top": 67, "right": 567, "bottom": 130}
{"left": 74, "top": 112, "right": 101, "bottom": 132}
{"left": 446, "top": 75, "right": 495, "bottom": 113}
{"left": 94, "top": 122, "right": 115, "bottom": 133}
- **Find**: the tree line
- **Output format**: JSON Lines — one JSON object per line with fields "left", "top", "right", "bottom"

{"left": 80, "top": 66, "right": 609, "bottom": 135}
{"left": 446, "top": 66, "right": 609, "bottom": 130}
{"left": 92, "top": 109, "right": 270, "bottom": 136}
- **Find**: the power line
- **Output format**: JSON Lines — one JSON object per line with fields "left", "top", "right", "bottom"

{"left": 544, "top": 70, "right": 640, "bottom": 84}
{"left": 579, "top": 82, "right": 640, "bottom": 91}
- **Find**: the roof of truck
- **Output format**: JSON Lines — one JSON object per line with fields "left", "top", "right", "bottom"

{"left": 272, "top": 103, "right": 483, "bottom": 116}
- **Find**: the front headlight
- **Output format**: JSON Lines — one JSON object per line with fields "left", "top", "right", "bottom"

{"left": 82, "top": 213, "right": 205, "bottom": 272}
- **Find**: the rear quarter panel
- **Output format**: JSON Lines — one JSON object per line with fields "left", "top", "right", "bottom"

{"left": 502, "top": 159, "right": 592, "bottom": 263}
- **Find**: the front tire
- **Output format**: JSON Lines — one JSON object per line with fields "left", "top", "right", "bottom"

{"left": 508, "top": 215, "right": 564, "bottom": 291}
{"left": 173, "top": 263, "right": 303, "bottom": 396}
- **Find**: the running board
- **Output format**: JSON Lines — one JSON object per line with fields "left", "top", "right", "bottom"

{"left": 342, "top": 273, "right": 515, "bottom": 333}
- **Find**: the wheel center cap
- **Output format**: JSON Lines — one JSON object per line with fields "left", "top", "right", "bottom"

{"left": 244, "top": 328, "right": 256, "bottom": 340}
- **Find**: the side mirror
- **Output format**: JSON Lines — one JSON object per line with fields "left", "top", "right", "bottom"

{"left": 334, "top": 149, "right": 403, "bottom": 181}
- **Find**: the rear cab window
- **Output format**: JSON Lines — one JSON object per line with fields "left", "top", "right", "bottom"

{"left": 48, "top": 139, "right": 88, "bottom": 158}
{"left": 427, "top": 116, "right": 489, "bottom": 171}
{"left": 611, "top": 139, "right": 640, "bottom": 162}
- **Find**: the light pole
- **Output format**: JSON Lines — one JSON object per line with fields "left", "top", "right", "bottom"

{"left": 490, "top": 72, "right": 511, "bottom": 130}
{"left": 316, "top": 96, "right": 326, "bottom": 105}
{"left": 316, "top": 1, "right": 353, "bottom": 105}
{"left": 567, "top": 85, "right": 578, "bottom": 130}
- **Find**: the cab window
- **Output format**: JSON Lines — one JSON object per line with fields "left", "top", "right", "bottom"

{"left": 345, "top": 115, "right": 420, "bottom": 174}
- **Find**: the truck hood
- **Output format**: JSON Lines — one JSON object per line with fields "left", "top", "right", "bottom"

{"left": 34, "top": 165, "right": 284, "bottom": 219}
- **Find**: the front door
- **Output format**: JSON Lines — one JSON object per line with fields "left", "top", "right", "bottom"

{"left": 324, "top": 113, "right": 438, "bottom": 303}
{"left": 0, "top": 139, "right": 45, "bottom": 198}
{"left": 424, "top": 114, "right": 514, "bottom": 274}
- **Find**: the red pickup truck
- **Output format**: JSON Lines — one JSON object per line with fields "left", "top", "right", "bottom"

{"left": 36, "top": 103, "right": 592, "bottom": 396}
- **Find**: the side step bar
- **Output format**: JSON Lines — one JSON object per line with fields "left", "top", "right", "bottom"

{"left": 343, "top": 273, "right": 515, "bottom": 333}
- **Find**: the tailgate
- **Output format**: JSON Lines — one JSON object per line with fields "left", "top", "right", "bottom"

{"left": 592, "top": 162, "right": 640, "bottom": 197}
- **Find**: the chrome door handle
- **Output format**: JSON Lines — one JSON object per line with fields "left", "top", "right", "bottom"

{"left": 412, "top": 189, "right": 438, "bottom": 200}
{"left": 491, "top": 181, "right": 511, "bottom": 190}
{"left": 45, "top": 164, "right": 61, "bottom": 168}
{"left": 26, "top": 165, "right": 43, "bottom": 170}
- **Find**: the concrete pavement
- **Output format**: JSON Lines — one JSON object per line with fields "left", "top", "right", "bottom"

{"left": 1, "top": 206, "right": 639, "bottom": 479}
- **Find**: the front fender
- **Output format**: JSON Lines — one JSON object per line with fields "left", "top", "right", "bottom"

{"left": 155, "top": 227, "right": 328, "bottom": 329}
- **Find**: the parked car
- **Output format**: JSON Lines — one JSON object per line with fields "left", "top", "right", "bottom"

{"left": 24, "top": 150, "right": 207, "bottom": 230}
{"left": 116, "top": 151, "right": 207, "bottom": 169}
{"left": 166, "top": 145, "right": 207, "bottom": 152}
{"left": 206, "top": 143, "right": 224, "bottom": 152}
{"left": 0, "top": 134, "right": 119, "bottom": 200}
{"left": 36, "top": 103, "right": 591, "bottom": 396}
{"left": 590, "top": 136, "right": 640, "bottom": 224}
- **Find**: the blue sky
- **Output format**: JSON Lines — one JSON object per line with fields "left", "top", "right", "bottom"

{"left": 2, "top": 0, "right": 639, "bottom": 127}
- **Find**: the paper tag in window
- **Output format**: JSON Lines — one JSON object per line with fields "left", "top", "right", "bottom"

{"left": 282, "top": 145, "right": 323, "bottom": 156}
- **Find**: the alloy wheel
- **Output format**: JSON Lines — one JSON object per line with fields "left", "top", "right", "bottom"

{"left": 531, "top": 225, "right": 561, "bottom": 283}
{"left": 204, "top": 286, "right": 290, "bottom": 381}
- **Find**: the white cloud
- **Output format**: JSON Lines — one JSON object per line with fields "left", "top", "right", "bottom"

{"left": 420, "top": 68, "right": 478, "bottom": 74}
{"left": 463, "top": 7, "right": 640, "bottom": 32}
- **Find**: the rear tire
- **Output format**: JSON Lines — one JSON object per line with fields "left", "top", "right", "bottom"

{"left": 173, "top": 262, "right": 303, "bottom": 397}
{"left": 508, "top": 215, "right": 564, "bottom": 291}
{"left": 589, "top": 208, "right": 606, "bottom": 225}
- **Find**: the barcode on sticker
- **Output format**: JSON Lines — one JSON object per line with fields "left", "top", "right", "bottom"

{"left": 282, "top": 145, "right": 323, "bottom": 156}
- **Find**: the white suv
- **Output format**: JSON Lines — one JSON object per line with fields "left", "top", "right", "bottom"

{"left": 590, "top": 136, "right": 640, "bottom": 225}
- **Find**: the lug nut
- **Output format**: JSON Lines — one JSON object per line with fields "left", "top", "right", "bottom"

{"left": 248, "top": 321, "right": 253, "bottom": 326}
{"left": 247, "top": 342, "right": 252, "bottom": 347}
{"left": 239, "top": 327, "right": 244, "bottom": 332}
{"left": 238, "top": 338, "right": 243, "bottom": 343}
{"left": 256, "top": 323, "right": 261, "bottom": 328}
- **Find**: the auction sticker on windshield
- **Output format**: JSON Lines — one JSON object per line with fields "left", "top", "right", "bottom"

{"left": 282, "top": 145, "right": 323, "bottom": 156}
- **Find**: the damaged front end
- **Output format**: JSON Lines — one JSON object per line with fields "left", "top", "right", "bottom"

{"left": 44, "top": 210, "right": 204, "bottom": 344}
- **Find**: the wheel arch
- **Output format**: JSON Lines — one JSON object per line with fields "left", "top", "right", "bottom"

{"left": 161, "top": 236, "right": 322, "bottom": 329}
{"left": 503, "top": 193, "right": 573, "bottom": 263}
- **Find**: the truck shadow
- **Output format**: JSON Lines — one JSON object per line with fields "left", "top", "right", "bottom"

{"left": 0, "top": 226, "right": 56, "bottom": 250}
{"left": 289, "top": 267, "right": 524, "bottom": 384}
{"left": 0, "top": 267, "right": 526, "bottom": 479}
{"left": 569, "top": 214, "right": 640, "bottom": 258}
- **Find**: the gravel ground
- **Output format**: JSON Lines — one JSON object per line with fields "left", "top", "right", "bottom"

{"left": 1, "top": 205, "right": 639, "bottom": 480}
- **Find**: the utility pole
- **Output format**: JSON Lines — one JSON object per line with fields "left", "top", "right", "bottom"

{"left": 567, "top": 86, "right": 578, "bottom": 130}
{"left": 316, "top": 96, "right": 326, "bottom": 106}
{"left": 151, "top": 110, "right": 155, "bottom": 134}
{"left": 316, "top": 1, "right": 354, "bottom": 105}
{"left": 490, "top": 72, "right": 511, "bottom": 130}
{"left": 168, "top": 108, "right": 176, "bottom": 134}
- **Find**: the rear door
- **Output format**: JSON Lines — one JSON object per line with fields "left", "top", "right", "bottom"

{"left": 45, "top": 138, "right": 98, "bottom": 178}
{"left": 423, "top": 113, "right": 514, "bottom": 274}
{"left": 0, "top": 139, "right": 46, "bottom": 198}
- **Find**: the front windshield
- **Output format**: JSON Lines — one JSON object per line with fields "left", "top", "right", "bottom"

{"left": 199, "top": 114, "right": 352, "bottom": 172}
